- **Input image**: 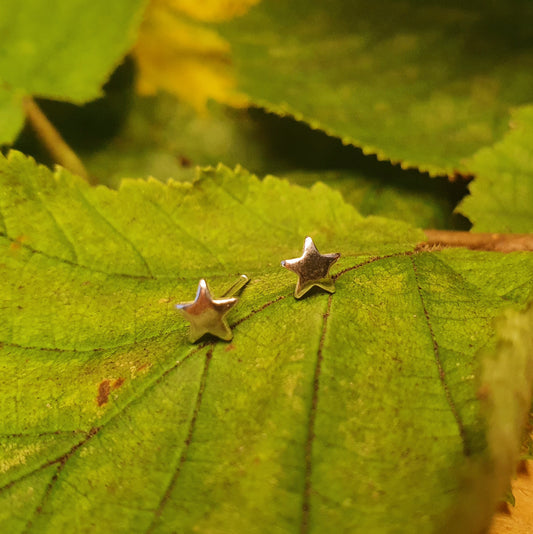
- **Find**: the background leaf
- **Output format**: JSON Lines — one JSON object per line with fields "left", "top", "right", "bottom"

{"left": 0, "top": 87, "right": 24, "bottom": 145}
{"left": 212, "top": 0, "right": 533, "bottom": 175}
{"left": 85, "top": 92, "right": 466, "bottom": 229}
{"left": 481, "top": 302, "right": 533, "bottom": 534}
{"left": 16, "top": 85, "right": 467, "bottom": 229}
{"left": 1, "top": 152, "right": 532, "bottom": 532}
{"left": 443, "top": 302, "right": 533, "bottom": 533}
{"left": 0, "top": 0, "right": 147, "bottom": 143}
{"left": 132, "top": 0, "right": 251, "bottom": 111}
{"left": 285, "top": 170, "right": 462, "bottom": 230}
{"left": 459, "top": 105, "right": 533, "bottom": 233}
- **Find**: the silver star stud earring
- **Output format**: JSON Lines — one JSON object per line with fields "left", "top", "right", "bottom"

{"left": 281, "top": 237, "right": 340, "bottom": 298}
{"left": 176, "top": 275, "right": 249, "bottom": 342}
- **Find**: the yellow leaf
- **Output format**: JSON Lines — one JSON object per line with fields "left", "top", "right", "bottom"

{"left": 132, "top": 0, "right": 256, "bottom": 111}
{"left": 155, "top": 0, "right": 259, "bottom": 22}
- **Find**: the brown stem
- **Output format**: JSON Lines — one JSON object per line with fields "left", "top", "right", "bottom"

{"left": 421, "top": 230, "right": 533, "bottom": 252}
{"left": 22, "top": 96, "right": 91, "bottom": 182}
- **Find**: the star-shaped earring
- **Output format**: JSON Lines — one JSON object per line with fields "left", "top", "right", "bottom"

{"left": 176, "top": 276, "right": 248, "bottom": 342}
{"left": 281, "top": 237, "right": 340, "bottom": 298}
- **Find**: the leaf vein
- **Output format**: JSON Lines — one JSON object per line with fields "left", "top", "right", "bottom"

{"left": 0, "top": 430, "right": 86, "bottom": 439}
{"left": 0, "top": 345, "right": 203, "bottom": 494}
{"left": 334, "top": 250, "right": 415, "bottom": 279}
{"left": 0, "top": 206, "right": 6, "bottom": 234}
{"left": 74, "top": 186, "right": 155, "bottom": 278}
{"left": 230, "top": 295, "right": 287, "bottom": 328}
{"left": 300, "top": 294, "right": 333, "bottom": 534}
{"left": 27, "top": 179, "right": 79, "bottom": 264}
{"left": 217, "top": 182, "right": 298, "bottom": 237}
{"left": 0, "top": 297, "right": 287, "bottom": 492}
{"left": 141, "top": 195, "right": 226, "bottom": 270}
{"left": 409, "top": 256, "right": 470, "bottom": 456}
{"left": 146, "top": 347, "right": 214, "bottom": 533}
{"left": 0, "top": 231, "right": 153, "bottom": 281}
{"left": 0, "top": 328, "right": 181, "bottom": 354}
{"left": 22, "top": 427, "right": 99, "bottom": 533}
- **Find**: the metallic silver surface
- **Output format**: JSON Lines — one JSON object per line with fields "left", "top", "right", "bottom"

{"left": 281, "top": 237, "right": 340, "bottom": 299}
{"left": 221, "top": 274, "right": 250, "bottom": 298}
{"left": 176, "top": 275, "right": 249, "bottom": 342}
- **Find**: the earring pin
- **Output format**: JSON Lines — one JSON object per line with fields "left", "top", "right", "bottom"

{"left": 176, "top": 275, "right": 249, "bottom": 343}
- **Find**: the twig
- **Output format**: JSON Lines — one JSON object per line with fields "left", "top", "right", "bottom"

{"left": 421, "top": 230, "right": 533, "bottom": 252}
{"left": 22, "top": 96, "right": 91, "bottom": 182}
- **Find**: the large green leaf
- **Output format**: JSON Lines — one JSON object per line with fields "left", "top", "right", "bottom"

{"left": 459, "top": 105, "right": 533, "bottom": 232}
{"left": 0, "top": 0, "right": 147, "bottom": 144}
{"left": 216, "top": 0, "right": 533, "bottom": 175}
{"left": 1, "top": 151, "right": 532, "bottom": 533}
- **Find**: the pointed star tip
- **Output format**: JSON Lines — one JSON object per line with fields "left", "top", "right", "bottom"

{"left": 303, "top": 236, "right": 318, "bottom": 253}
{"left": 195, "top": 278, "right": 211, "bottom": 300}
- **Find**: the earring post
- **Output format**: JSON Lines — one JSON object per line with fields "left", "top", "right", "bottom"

{"left": 221, "top": 274, "right": 250, "bottom": 298}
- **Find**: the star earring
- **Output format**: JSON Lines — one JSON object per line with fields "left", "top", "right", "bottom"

{"left": 176, "top": 275, "right": 249, "bottom": 342}
{"left": 281, "top": 237, "right": 340, "bottom": 298}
